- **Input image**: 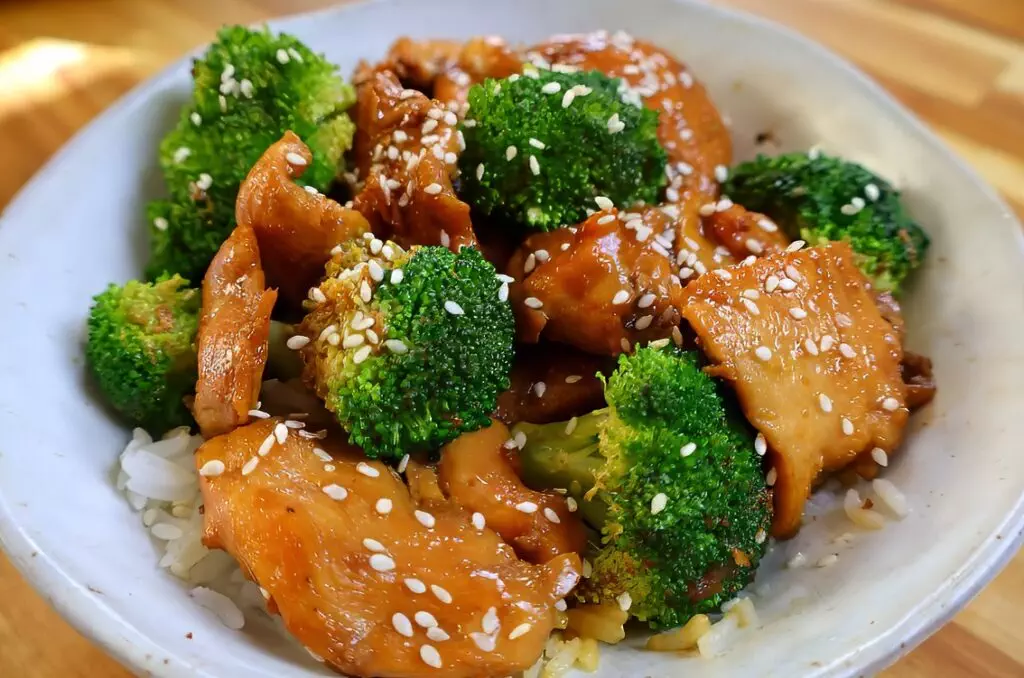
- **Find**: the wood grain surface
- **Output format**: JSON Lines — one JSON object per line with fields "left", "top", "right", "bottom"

{"left": 0, "top": 1, "right": 1020, "bottom": 676}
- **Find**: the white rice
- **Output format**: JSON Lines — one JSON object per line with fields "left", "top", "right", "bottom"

{"left": 116, "top": 427, "right": 249, "bottom": 628}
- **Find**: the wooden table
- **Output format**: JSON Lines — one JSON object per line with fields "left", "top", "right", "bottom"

{"left": 0, "top": 0, "right": 1021, "bottom": 675}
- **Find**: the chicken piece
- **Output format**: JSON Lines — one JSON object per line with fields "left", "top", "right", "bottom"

{"left": 236, "top": 132, "right": 370, "bottom": 308}
{"left": 530, "top": 30, "right": 730, "bottom": 198}
{"left": 438, "top": 420, "right": 587, "bottom": 563}
{"left": 681, "top": 242, "right": 907, "bottom": 538}
{"left": 197, "top": 419, "right": 580, "bottom": 678}
{"left": 902, "top": 351, "right": 936, "bottom": 410}
{"left": 667, "top": 197, "right": 736, "bottom": 283}
{"left": 496, "top": 343, "right": 613, "bottom": 425}
{"left": 351, "top": 68, "right": 477, "bottom": 251}
{"left": 379, "top": 36, "right": 522, "bottom": 115}
{"left": 193, "top": 225, "right": 277, "bottom": 438}
{"left": 701, "top": 203, "right": 790, "bottom": 261}
{"left": 507, "top": 208, "right": 687, "bottom": 356}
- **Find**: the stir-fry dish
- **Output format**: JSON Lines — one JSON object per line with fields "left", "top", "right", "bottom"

{"left": 90, "top": 26, "right": 936, "bottom": 677}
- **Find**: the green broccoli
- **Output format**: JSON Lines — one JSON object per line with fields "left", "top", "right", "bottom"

{"left": 723, "top": 151, "right": 929, "bottom": 292}
{"left": 515, "top": 346, "right": 771, "bottom": 629}
{"left": 458, "top": 67, "right": 667, "bottom": 231}
{"left": 298, "top": 238, "right": 515, "bottom": 460}
{"left": 85, "top": 276, "right": 200, "bottom": 434}
{"left": 147, "top": 25, "right": 357, "bottom": 281}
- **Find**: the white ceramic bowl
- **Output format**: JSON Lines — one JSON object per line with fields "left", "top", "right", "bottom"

{"left": 1, "top": 0, "right": 1022, "bottom": 676}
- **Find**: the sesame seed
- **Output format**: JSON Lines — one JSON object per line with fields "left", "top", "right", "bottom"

{"left": 567, "top": 497, "right": 578, "bottom": 512}
{"left": 680, "top": 442, "right": 697, "bottom": 457}
{"left": 524, "top": 296, "right": 543, "bottom": 309}
{"left": 430, "top": 584, "right": 452, "bottom": 604}
{"left": 444, "top": 300, "right": 464, "bottom": 316}
{"left": 528, "top": 138, "right": 546, "bottom": 150}
{"left": 310, "top": 287, "right": 327, "bottom": 303}
{"left": 352, "top": 345, "right": 372, "bottom": 364}
{"left": 273, "top": 423, "right": 288, "bottom": 444}
{"left": 612, "top": 289, "right": 630, "bottom": 305}
{"left": 515, "top": 501, "right": 538, "bottom": 514}
{"left": 755, "top": 346, "right": 772, "bottom": 361}
{"left": 368, "top": 260, "right": 384, "bottom": 282}
{"left": 582, "top": 560, "right": 593, "bottom": 578}
{"left": 375, "top": 498, "right": 393, "bottom": 515}
{"left": 755, "top": 433, "right": 767, "bottom": 456}
{"left": 785, "top": 265, "right": 803, "bottom": 281}
{"left": 190, "top": 112, "right": 202, "bottom": 126}
{"left": 777, "top": 278, "right": 797, "bottom": 292}
{"left": 356, "top": 462, "right": 380, "bottom": 478}
{"left": 482, "top": 607, "right": 500, "bottom": 634}
{"left": 634, "top": 314, "right": 653, "bottom": 330}
{"left": 816, "top": 554, "right": 839, "bottom": 568}
{"left": 326, "top": 332, "right": 341, "bottom": 346}
{"left": 534, "top": 381, "right": 547, "bottom": 398}
{"left": 514, "top": 431, "right": 527, "bottom": 449}
{"left": 543, "top": 507, "right": 561, "bottom": 524}
{"left": 392, "top": 612, "right": 414, "bottom": 637}
{"left": 257, "top": 434, "right": 275, "bottom": 457}
{"left": 196, "top": 173, "right": 212, "bottom": 191}
{"left": 637, "top": 293, "right": 656, "bottom": 308}
{"left": 384, "top": 339, "right": 409, "bottom": 354}
{"left": 840, "top": 203, "right": 860, "bottom": 216}
{"left": 312, "top": 448, "right": 332, "bottom": 462}
{"left": 153, "top": 217, "right": 169, "bottom": 231}
{"left": 419, "top": 645, "right": 442, "bottom": 669}
{"left": 529, "top": 155, "right": 540, "bottom": 175}
{"left": 422, "top": 119, "right": 438, "bottom": 134}
{"left": 439, "top": 230, "right": 450, "bottom": 247}
{"left": 172, "top": 147, "right": 191, "bottom": 164}
{"left": 199, "top": 460, "right": 225, "bottom": 477}
{"left": 766, "top": 467, "right": 778, "bottom": 486}
{"left": 786, "top": 240, "right": 806, "bottom": 252}
{"left": 650, "top": 493, "right": 668, "bottom": 514}
{"left": 820, "top": 335, "right": 835, "bottom": 351}
{"left": 621, "top": 337, "right": 632, "bottom": 352}
{"left": 745, "top": 238, "right": 764, "bottom": 254}
{"left": 415, "top": 510, "right": 436, "bottom": 528}
{"left": 275, "top": 48, "right": 290, "bottom": 64}
{"left": 471, "top": 632, "right": 496, "bottom": 652}
{"left": 342, "top": 334, "right": 365, "bottom": 349}
{"left": 506, "top": 145, "right": 517, "bottom": 161}
{"left": 444, "top": 151, "right": 457, "bottom": 165}
{"left": 865, "top": 183, "right": 880, "bottom": 201}
{"left": 789, "top": 307, "right": 808, "bottom": 319}
{"left": 561, "top": 90, "right": 576, "bottom": 107}
{"left": 541, "top": 81, "right": 562, "bottom": 94}
{"left": 842, "top": 418, "right": 854, "bottom": 435}
{"left": 508, "top": 622, "right": 532, "bottom": 640}
{"left": 498, "top": 283, "right": 509, "bottom": 302}
{"left": 742, "top": 298, "right": 760, "bottom": 315}
{"left": 241, "top": 457, "right": 259, "bottom": 476}
{"left": 698, "top": 202, "right": 716, "bottom": 217}
{"left": 871, "top": 447, "right": 889, "bottom": 466}
{"left": 836, "top": 313, "right": 853, "bottom": 327}
{"left": 363, "top": 538, "right": 386, "bottom": 552}
{"left": 476, "top": 163, "right": 484, "bottom": 181}
{"left": 415, "top": 610, "right": 438, "bottom": 628}
{"left": 819, "top": 393, "right": 833, "bottom": 413}
{"left": 471, "top": 512, "right": 486, "bottom": 530}
{"left": 403, "top": 578, "right": 427, "bottom": 594}
{"left": 565, "top": 375, "right": 583, "bottom": 384}
{"left": 716, "top": 198, "right": 734, "bottom": 212}
{"left": 323, "top": 484, "right": 348, "bottom": 501}
{"left": 523, "top": 253, "right": 537, "bottom": 274}
{"left": 839, "top": 343, "right": 857, "bottom": 359}
{"left": 360, "top": 280, "right": 372, "bottom": 303}
{"left": 286, "top": 335, "right": 310, "bottom": 350}
{"left": 427, "top": 627, "right": 450, "bottom": 642}
{"left": 423, "top": 183, "right": 442, "bottom": 195}
{"left": 714, "top": 165, "right": 729, "bottom": 182}
{"left": 882, "top": 397, "right": 900, "bottom": 411}
{"left": 763, "top": 275, "right": 779, "bottom": 293}
{"left": 595, "top": 196, "right": 614, "bottom": 210}
{"left": 369, "top": 554, "right": 395, "bottom": 572}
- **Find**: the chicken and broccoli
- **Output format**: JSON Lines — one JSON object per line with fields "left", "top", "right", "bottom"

{"left": 84, "top": 25, "right": 933, "bottom": 678}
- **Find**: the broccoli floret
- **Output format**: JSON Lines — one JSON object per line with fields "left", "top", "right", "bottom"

{"left": 299, "top": 239, "right": 515, "bottom": 460}
{"left": 723, "top": 151, "right": 929, "bottom": 292}
{"left": 147, "top": 25, "right": 357, "bottom": 281}
{"left": 516, "top": 346, "right": 770, "bottom": 629}
{"left": 85, "top": 276, "right": 200, "bottom": 434}
{"left": 458, "top": 67, "right": 667, "bottom": 231}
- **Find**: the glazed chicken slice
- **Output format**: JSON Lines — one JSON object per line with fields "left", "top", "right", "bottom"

{"left": 351, "top": 68, "right": 477, "bottom": 251}
{"left": 529, "top": 30, "right": 731, "bottom": 198}
{"left": 381, "top": 36, "right": 521, "bottom": 113}
{"left": 682, "top": 242, "right": 907, "bottom": 538}
{"left": 236, "top": 131, "right": 370, "bottom": 308}
{"left": 193, "top": 225, "right": 277, "bottom": 438}
{"left": 506, "top": 208, "right": 688, "bottom": 356}
{"left": 496, "top": 343, "right": 612, "bottom": 425}
{"left": 439, "top": 420, "right": 587, "bottom": 563}
{"left": 197, "top": 419, "right": 580, "bottom": 678}
{"left": 702, "top": 203, "right": 790, "bottom": 261}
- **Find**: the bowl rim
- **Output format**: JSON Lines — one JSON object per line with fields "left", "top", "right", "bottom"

{"left": 1, "top": 0, "right": 1022, "bottom": 676}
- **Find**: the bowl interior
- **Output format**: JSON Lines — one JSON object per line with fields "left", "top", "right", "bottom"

{"left": 1, "top": 0, "right": 1022, "bottom": 676}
